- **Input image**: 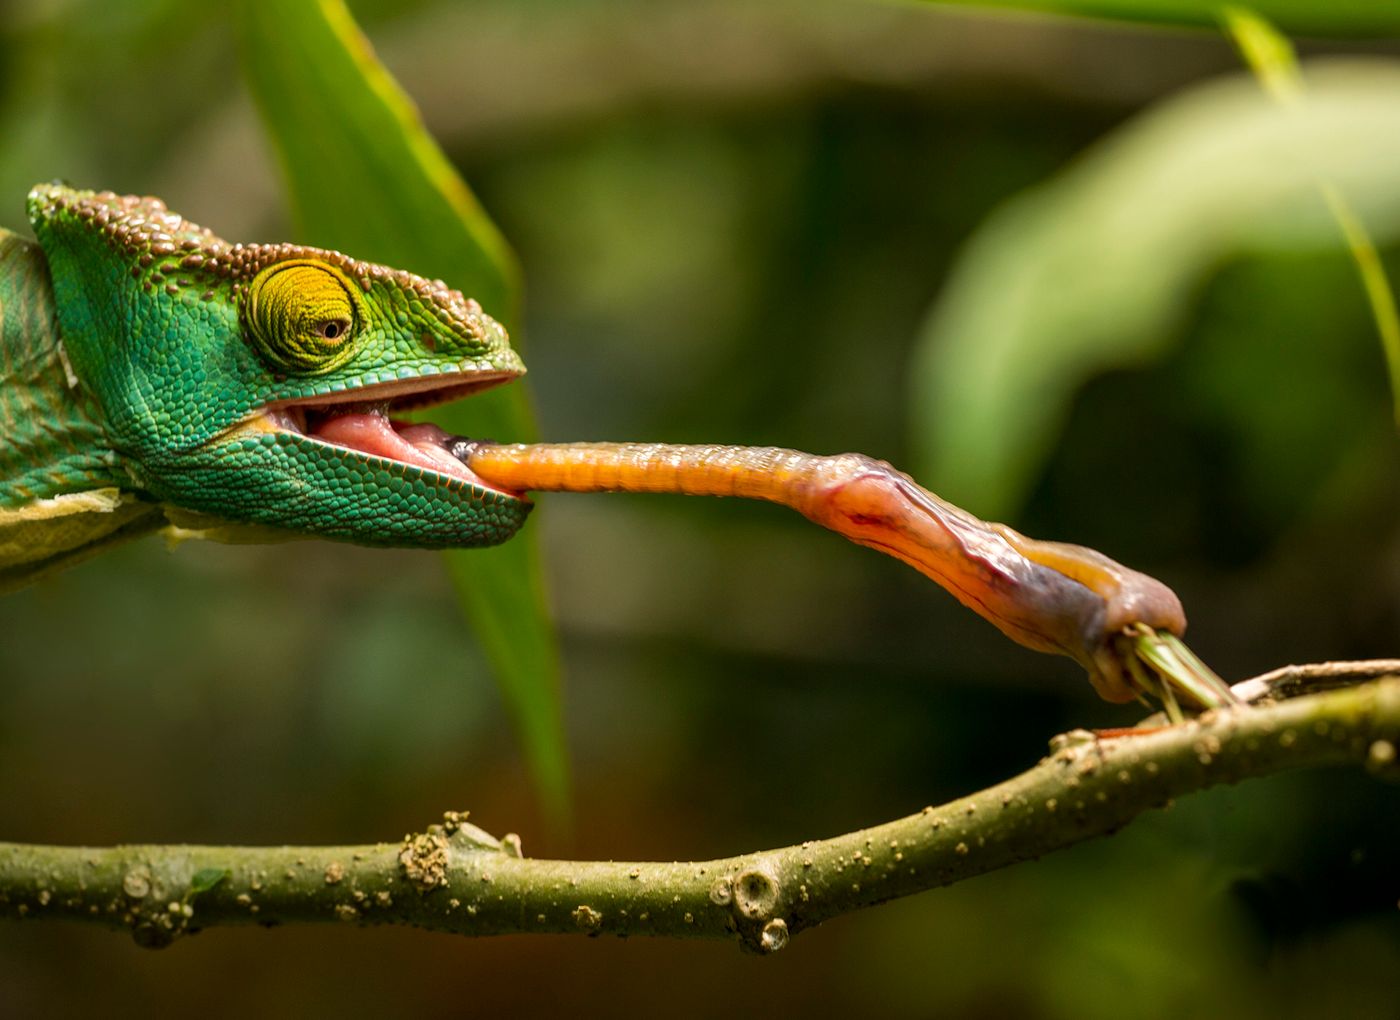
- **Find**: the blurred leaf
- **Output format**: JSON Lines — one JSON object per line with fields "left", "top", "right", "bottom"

{"left": 1225, "top": 7, "right": 1400, "bottom": 427}
{"left": 237, "top": 0, "right": 567, "bottom": 820}
{"left": 910, "top": 62, "right": 1400, "bottom": 518}
{"left": 922, "top": 0, "right": 1400, "bottom": 35}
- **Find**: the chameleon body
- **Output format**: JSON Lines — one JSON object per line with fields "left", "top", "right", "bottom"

{"left": 1, "top": 186, "right": 1228, "bottom": 708}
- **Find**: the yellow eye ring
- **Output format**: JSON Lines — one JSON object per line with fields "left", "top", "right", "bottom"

{"left": 242, "top": 259, "right": 364, "bottom": 374}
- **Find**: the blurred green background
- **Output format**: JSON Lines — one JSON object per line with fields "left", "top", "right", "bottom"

{"left": 2, "top": 1, "right": 1398, "bottom": 1016}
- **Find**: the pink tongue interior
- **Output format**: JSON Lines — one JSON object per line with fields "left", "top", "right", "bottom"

{"left": 312, "top": 413, "right": 510, "bottom": 494}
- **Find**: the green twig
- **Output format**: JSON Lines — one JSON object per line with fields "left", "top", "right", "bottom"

{"left": 2, "top": 669, "right": 1396, "bottom": 952}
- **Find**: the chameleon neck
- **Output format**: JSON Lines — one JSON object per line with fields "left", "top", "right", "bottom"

{"left": 0, "top": 228, "right": 158, "bottom": 590}
{"left": 0, "top": 228, "right": 125, "bottom": 505}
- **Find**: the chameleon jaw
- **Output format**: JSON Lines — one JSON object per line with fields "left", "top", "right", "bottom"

{"left": 245, "top": 372, "right": 528, "bottom": 501}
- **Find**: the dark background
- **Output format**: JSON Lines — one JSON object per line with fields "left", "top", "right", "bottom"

{"left": 1, "top": 2, "right": 1397, "bottom": 1016}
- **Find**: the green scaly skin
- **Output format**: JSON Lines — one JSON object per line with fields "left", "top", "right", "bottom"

{"left": 0, "top": 185, "right": 530, "bottom": 589}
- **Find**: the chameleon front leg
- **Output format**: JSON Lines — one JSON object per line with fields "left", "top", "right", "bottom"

{"left": 463, "top": 441, "right": 1236, "bottom": 710}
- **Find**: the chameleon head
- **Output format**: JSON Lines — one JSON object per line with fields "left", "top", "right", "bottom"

{"left": 26, "top": 184, "right": 530, "bottom": 548}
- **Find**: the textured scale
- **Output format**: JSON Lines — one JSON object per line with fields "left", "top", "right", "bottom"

{"left": 0, "top": 228, "right": 160, "bottom": 587}
{"left": 0, "top": 229, "right": 121, "bottom": 503}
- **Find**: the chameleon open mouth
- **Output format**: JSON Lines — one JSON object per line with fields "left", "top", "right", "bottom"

{"left": 255, "top": 373, "right": 525, "bottom": 500}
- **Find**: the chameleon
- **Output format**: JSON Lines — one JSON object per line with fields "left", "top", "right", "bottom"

{"left": 0, "top": 185, "right": 1234, "bottom": 711}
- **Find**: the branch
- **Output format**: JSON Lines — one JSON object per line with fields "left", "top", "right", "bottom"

{"left": 2, "top": 665, "right": 1397, "bottom": 952}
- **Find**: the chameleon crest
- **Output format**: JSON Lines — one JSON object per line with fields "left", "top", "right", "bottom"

{"left": 0, "top": 185, "right": 530, "bottom": 587}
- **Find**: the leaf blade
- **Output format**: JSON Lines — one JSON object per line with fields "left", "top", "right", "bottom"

{"left": 237, "top": 0, "right": 568, "bottom": 820}
{"left": 1224, "top": 7, "right": 1400, "bottom": 428}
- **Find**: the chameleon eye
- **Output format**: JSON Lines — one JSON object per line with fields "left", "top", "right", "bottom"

{"left": 242, "top": 259, "right": 363, "bottom": 374}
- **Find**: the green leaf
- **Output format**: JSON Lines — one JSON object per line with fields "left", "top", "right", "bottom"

{"left": 918, "top": 0, "right": 1400, "bottom": 35}
{"left": 1224, "top": 7, "right": 1400, "bottom": 426}
{"left": 909, "top": 62, "right": 1400, "bottom": 518}
{"left": 1222, "top": 7, "right": 1304, "bottom": 104}
{"left": 236, "top": 0, "right": 568, "bottom": 820}
{"left": 188, "top": 867, "right": 230, "bottom": 896}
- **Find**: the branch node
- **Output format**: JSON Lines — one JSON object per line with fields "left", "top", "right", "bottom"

{"left": 759, "top": 918, "right": 789, "bottom": 954}
{"left": 398, "top": 832, "right": 450, "bottom": 893}
{"left": 732, "top": 866, "right": 780, "bottom": 921}
{"left": 571, "top": 904, "right": 603, "bottom": 932}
